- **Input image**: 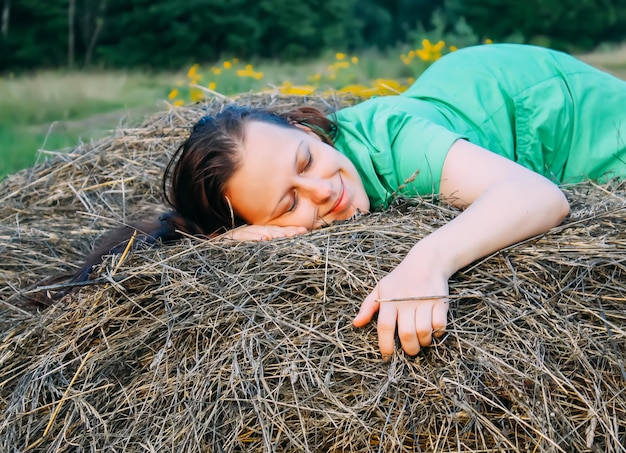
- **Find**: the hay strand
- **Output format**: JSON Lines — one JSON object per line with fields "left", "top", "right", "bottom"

{"left": 0, "top": 93, "right": 624, "bottom": 452}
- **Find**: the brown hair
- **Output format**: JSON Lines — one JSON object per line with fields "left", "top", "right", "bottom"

{"left": 29, "top": 105, "right": 337, "bottom": 306}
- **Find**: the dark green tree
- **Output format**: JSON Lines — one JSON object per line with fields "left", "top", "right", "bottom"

{"left": 254, "top": 0, "right": 359, "bottom": 58}
{"left": 3, "top": 0, "right": 625, "bottom": 71}
{"left": 446, "top": 0, "right": 626, "bottom": 49}
{"left": 1, "top": 0, "right": 67, "bottom": 68}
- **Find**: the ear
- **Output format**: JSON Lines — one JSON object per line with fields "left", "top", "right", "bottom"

{"left": 292, "top": 123, "right": 322, "bottom": 141}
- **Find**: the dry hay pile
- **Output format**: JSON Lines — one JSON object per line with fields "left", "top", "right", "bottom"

{"left": 0, "top": 93, "right": 625, "bottom": 453}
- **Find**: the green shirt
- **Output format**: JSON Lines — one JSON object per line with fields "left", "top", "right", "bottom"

{"left": 332, "top": 44, "right": 626, "bottom": 209}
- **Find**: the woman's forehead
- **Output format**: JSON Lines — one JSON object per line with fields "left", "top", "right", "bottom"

{"left": 244, "top": 120, "right": 297, "bottom": 141}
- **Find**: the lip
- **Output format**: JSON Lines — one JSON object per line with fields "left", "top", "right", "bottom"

{"left": 328, "top": 176, "right": 348, "bottom": 215}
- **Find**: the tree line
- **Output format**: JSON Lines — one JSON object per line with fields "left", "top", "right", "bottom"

{"left": 2, "top": 0, "right": 626, "bottom": 72}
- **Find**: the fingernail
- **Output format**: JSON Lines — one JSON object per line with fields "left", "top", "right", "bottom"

{"left": 382, "top": 354, "right": 391, "bottom": 363}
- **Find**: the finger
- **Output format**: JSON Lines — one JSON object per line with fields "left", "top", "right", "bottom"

{"left": 261, "top": 228, "right": 287, "bottom": 241}
{"left": 352, "top": 290, "right": 380, "bottom": 328}
{"left": 227, "top": 228, "right": 267, "bottom": 242}
{"left": 414, "top": 303, "right": 433, "bottom": 347}
{"left": 230, "top": 231, "right": 263, "bottom": 241}
{"left": 396, "top": 306, "right": 420, "bottom": 356}
{"left": 377, "top": 302, "right": 398, "bottom": 358}
{"left": 284, "top": 226, "right": 308, "bottom": 237}
{"left": 432, "top": 298, "right": 449, "bottom": 338}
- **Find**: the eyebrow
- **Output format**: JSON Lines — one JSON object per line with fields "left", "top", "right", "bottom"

{"left": 268, "top": 140, "right": 304, "bottom": 220}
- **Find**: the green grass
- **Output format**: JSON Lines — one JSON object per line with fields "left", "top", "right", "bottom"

{"left": 0, "top": 53, "right": 413, "bottom": 180}
{"left": 0, "top": 124, "right": 72, "bottom": 175}
{"left": 0, "top": 70, "right": 179, "bottom": 179}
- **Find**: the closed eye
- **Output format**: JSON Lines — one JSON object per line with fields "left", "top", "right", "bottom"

{"left": 300, "top": 147, "right": 313, "bottom": 174}
{"left": 284, "top": 144, "right": 311, "bottom": 216}
{"left": 286, "top": 190, "right": 298, "bottom": 213}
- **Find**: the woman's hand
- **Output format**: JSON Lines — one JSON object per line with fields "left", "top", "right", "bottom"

{"left": 222, "top": 224, "right": 308, "bottom": 241}
{"left": 353, "top": 139, "right": 569, "bottom": 360}
{"left": 353, "top": 248, "right": 450, "bottom": 359}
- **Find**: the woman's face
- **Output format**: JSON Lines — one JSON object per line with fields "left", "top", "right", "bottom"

{"left": 225, "top": 121, "right": 370, "bottom": 230}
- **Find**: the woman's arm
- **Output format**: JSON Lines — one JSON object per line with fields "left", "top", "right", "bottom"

{"left": 353, "top": 139, "right": 570, "bottom": 358}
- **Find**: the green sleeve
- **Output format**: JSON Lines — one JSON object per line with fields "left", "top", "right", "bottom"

{"left": 332, "top": 97, "right": 464, "bottom": 209}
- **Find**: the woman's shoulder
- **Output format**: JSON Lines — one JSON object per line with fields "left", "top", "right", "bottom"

{"left": 334, "top": 95, "right": 445, "bottom": 125}
{"left": 408, "top": 44, "right": 588, "bottom": 97}
{"left": 430, "top": 43, "right": 566, "bottom": 66}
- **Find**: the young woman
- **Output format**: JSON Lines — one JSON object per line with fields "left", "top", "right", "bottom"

{"left": 51, "top": 44, "right": 626, "bottom": 359}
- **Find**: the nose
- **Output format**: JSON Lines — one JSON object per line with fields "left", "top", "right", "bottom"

{"left": 295, "top": 175, "right": 333, "bottom": 204}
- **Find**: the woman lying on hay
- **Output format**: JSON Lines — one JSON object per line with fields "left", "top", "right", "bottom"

{"left": 43, "top": 43, "right": 625, "bottom": 361}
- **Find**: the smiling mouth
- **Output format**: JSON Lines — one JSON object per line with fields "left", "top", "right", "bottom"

{"left": 328, "top": 176, "right": 347, "bottom": 215}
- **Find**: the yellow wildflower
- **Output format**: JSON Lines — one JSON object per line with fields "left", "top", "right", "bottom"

{"left": 253, "top": 72, "right": 263, "bottom": 80}
{"left": 190, "top": 88, "right": 204, "bottom": 102}
{"left": 280, "top": 84, "right": 316, "bottom": 96}
{"left": 338, "top": 84, "right": 378, "bottom": 98}
{"left": 223, "top": 61, "right": 232, "bottom": 69}
{"left": 485, "top": 38, "right": 493, "bottom": 44}
{"left": 187, "top": 64, "right": 199, "bottom": 79}
{"left": 449, "top": 45, "right": 458, "bottom": 52}
{"left": 416, "top": 49, "right": 430, "bottom": 61}
{"left": 374, "top": 78, "right": 403, "bottom": 94}
{"left": 336, "top": 52, "right": 345, "bottom": 60}
{"left": 167, "top": 88, "right": 179, "bottom": 100}
{"left": 211, "top": 67, "right": 222, "bottom": 75}
{"left": 208, "top": 81, "right": 217, "bottom": 90}
{"left": 351, "top": 56, "right": 359, "bottom": 64}
{"left": 174, "top": 100, "right": 185, "bottom": 107}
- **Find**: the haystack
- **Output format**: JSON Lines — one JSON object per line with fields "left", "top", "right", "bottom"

{"left": 0, "top": 93, "right": 624, "bottom": 452}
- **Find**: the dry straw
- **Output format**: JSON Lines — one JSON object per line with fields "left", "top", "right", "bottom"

{"left": 0, "top": 93, "right": 625, "bottom": 452}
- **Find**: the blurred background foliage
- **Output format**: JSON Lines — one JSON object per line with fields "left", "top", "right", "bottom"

{"left": 2, "top": 0, "right": 626, "bottom": 71}
{"left": 1, "top": 0, "right": 626, "bottom": 178}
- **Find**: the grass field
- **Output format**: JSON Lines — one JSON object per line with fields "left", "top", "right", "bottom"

{"left": 1, "top": 45, "right": 625, "bottom": 179}
{"left": 0, "top": 70, "right": 178, "bottom": 177}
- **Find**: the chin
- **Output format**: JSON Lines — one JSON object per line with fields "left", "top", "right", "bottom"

{"left": 353, "top": 197, "right": 371, "bottom": 215}
{"left": 339, "top": 205, "right": 364, "bottom": 222}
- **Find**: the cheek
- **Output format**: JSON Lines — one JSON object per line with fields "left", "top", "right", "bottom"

{"left": 355, "top": 186, "right": 370, "bottom": 212}
{"left": 290, "top": 207, "right": 319, "bottom": 230}
{"left": 225, "top": 190, "right": 260, "bottom": 225}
